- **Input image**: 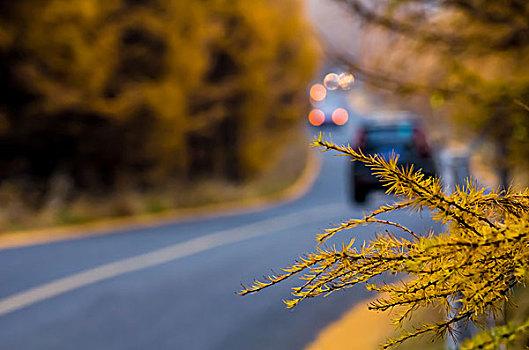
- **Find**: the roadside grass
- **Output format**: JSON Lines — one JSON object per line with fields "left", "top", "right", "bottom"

{"left": 305, "top": 295, "right": 446, "bottom": 350}
{"left": 0, "top": 129, "right": 311, "bottom": 234}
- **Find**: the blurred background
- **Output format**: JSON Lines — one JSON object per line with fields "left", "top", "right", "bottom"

{"left": 0, "top": 0, "right": 527, "bottom": 231}
{"left": 0, "top": 0, "right": 320, "bottom": 230}
{"left": 1, "top": 0, "right": 529, "bottom": 349}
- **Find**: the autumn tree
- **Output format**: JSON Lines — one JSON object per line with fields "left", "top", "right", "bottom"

{"left": 0, "top": 0, "right": 319, "bottom": 199}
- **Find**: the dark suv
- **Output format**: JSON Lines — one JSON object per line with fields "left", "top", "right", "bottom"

{"left": 349, "top": 114, "right": 437, "bottom": 203}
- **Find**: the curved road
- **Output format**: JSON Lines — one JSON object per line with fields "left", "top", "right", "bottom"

{"left": 0, "top": 126, "right": 442, "bottom": 350}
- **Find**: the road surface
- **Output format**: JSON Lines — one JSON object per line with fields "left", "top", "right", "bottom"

{"left": 0, "top": 126, "right": 442, "bottom": 350}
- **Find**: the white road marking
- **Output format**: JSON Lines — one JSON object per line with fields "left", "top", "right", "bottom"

{"left": 0, "top": 203, "right": 344, "bottom": 317}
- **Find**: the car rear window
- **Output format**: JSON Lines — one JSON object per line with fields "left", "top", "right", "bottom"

{"left": 365, "top": 124, "right": 413, "bottom": 144}
{"left": 364, "top": 123, "right": 415, "bottom": 159}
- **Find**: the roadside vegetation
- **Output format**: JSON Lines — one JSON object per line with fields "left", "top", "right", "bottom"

{"left": 0, "top": 129, "right": 310, "bottom": 231}
{"left": 0, "top": 0, "right": 320, "bottom": 231}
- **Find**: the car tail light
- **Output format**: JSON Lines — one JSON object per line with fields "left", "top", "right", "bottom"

{"left": 354, "top": 126, "right": 367, "bottom": 150}
{"left": 413, "top": 127, "right": 431, "bottom": 157}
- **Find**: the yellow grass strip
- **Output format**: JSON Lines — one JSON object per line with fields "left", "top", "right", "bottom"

{"left": 305, "top": 297, "right": 394, "bottom": 350}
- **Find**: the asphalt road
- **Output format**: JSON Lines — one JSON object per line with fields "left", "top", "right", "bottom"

{"left": 0, "top": 125, "right": 442, "bottom": 350}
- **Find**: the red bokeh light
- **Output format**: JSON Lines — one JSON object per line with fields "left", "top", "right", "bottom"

{"left": 308, "top": 109, "right": 325, "bottom": 126}
{"left": 332, "top": 108, "right": 348, "bottom": 125}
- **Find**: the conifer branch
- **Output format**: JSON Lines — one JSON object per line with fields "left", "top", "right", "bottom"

{"left": 239, "top": 136, "right": 529, "bottom": 348}
{"left": 314, "top": 134, "right": 500, "bottom": 233}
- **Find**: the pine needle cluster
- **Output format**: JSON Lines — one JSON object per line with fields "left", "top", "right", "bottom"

{"left": 238, "top": 134, "right": 529, "bottom": 349}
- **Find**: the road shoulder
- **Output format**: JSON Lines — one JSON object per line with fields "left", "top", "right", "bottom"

{"left": 305, "top": 296, "right": 394, "bottom": 350}
{"left": 0, "top": 148, "right": 321, "bottom": 250}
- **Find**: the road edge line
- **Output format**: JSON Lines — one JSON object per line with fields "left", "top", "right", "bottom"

{"left": 0, "top": 202, "right": 339, "bottom": 317}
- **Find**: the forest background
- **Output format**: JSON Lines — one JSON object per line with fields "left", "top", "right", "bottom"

{"left": 0, "top": 0, "right": 320, "bottom": 231}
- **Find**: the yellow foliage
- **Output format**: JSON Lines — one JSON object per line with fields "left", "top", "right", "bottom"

{"left": 239, "top": 134, "right": 529, "bottom": 349}
{"left": 0, "top": 0, "right": 320, "bottom": 188}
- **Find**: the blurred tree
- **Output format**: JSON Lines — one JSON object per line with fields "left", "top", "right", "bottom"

{"left": 332, "top": 0, "right": 529, "bottom": 184}
{"left": 0, "top": 0, "right": 319, "bottom": 199}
